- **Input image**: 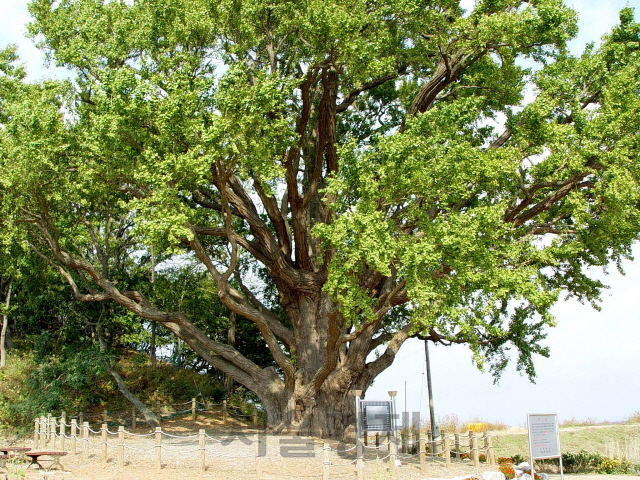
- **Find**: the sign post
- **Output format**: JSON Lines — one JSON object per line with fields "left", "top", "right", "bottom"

{"left": 526, "top": 413, "right": 564, "bottom": 480}
{"left": 353, "top": 391, "right": 398, "bottom": 464}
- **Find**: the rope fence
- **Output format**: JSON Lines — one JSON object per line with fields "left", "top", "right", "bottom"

{"left": 33, "top": 413, "right": 497, "bottom": 480}
{"left": 36, "top": 397, "right": 264, "bottom": 433}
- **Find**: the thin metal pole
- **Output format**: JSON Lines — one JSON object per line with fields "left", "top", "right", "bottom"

{"left": 424, "top": 339, "right": 438, "bottom": 454}
{"left": 404, "top": 380, "right": 408, "bottom": 442}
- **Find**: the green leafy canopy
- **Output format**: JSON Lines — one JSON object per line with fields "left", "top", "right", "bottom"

{"left": 0, "top": 0, "right": 639, "bottom": 393}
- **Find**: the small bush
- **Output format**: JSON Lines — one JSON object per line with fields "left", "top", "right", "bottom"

{"left": 562, "top": 450, "right": 602, "bottom": 473}
{"left": 625, "top": 410, "right": 640, "bottom": 424}
{"left": 596, "top": 457, "right": 632, "bottom": 474}
{"left": 469, "top": 422, "right": 489, "bottom": 433}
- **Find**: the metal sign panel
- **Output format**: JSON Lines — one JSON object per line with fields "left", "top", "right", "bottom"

{"left": 361, "top": 401, "right": 392, "bottom": 431}
{"left": 527, "top": 413, "right": 561, "bottom": 459}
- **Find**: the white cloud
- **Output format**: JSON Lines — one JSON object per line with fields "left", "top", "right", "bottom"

{"left": 0, "top": 0, "right": 70, "bottom": 81}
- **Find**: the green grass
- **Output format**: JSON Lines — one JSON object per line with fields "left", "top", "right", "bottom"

{"left": 492, "top": 425, "right": 640, "bottom": 464}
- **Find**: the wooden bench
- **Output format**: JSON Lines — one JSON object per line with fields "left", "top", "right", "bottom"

{"left": 24, "top": 451, "right": 68, "bottom": 471}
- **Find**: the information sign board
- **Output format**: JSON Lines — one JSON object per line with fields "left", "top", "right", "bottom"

{"left": 527, "top": 413, "right": 561, "bottom": 459}
{"left": 361, "top": 401, "right": 393, "bottom": 431}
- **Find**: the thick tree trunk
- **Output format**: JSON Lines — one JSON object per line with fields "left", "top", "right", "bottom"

{"left": 0, "top": 281, "right": 12, "bottom": 369}
{"left": 251, "top": 292, "right": 383, "bottom": 439}
{"left": 259, "top": 365, "right": 371, "bottom": 439}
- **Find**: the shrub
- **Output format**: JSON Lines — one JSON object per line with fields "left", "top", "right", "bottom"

{"left": 468, "top": 422, "right": 489, "bottom": 433}
{"left": 562, "top": 450, "right": 603, "bottom": 473}
{"left": 626, "top": 410, "right": 640, "bottom": 424}
{"left": 596, "top": 457, "right": 631, "bottom": 474}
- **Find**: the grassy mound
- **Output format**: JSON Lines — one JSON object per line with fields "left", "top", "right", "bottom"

{"left": 0, "top": 347, "right": 225, "bottom": 436}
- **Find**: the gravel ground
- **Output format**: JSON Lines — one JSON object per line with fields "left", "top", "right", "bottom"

{"left": 2, "top": 420, "right": 502, "bottom": 480}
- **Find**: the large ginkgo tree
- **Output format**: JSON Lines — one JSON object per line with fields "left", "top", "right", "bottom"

{"left": 1, "top": 0, "right": 639, "bottom": 436}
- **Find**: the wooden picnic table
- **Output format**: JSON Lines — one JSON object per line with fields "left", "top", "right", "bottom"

{"left": 0, "top": 447, "right": 32, "bottom": 468}
{"left": 0, "top": 447, "right": 31, "bottom": 455}
{"left": 24, "top": 451, "right": 68, "bottom": 471}
{"left": 0, "top": 453, "right": 13, "bottom": 469}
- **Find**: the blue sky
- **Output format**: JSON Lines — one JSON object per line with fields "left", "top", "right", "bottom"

{"left": 1, "top": 0, "right": 638, "bottom": 427}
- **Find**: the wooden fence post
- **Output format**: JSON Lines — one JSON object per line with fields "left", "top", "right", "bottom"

{"left": 454, "top": 433, "right": 461, "bottom": 460}
{"left": 420, "top": 436, "right": 426, "bottom": 473}
{"left": 254, "top": 436, "right": 262, "bottom": 479}
{"left": 155, "top": 426, "right": 162, "bottom": 471}
{"left": 46, "top": 415, "right": 51, "bottom": 448}
{"left": 192, "top": 398, "right": 197, "bottom": 422}
{"left": 132, "top": 407, "right": 136, "bottom": 429}
{"left": 34, "top": 418, "right": 39, "bottom": 449}
{"left": 390, "top": 437, "right": 397, "bottom": 473}
{"left": 51, "top": 416, "right": 57, "bottom": 449}
{"left": 79, "top": 412, "right": 84, "bottom": 426}
{"left": 101, "top": 423, "right": 108, "bottom": 465}
{"left": 487, "top": 434, "right": 495, "bottom": 465}
{"left": 223, "top": 400, "right": 227, "bottom": 424}
{"left": 199, "top": 429, "right": 206, "bottom": 474}
{"left": 444, "top": 435, "right": 451, "bottom": 468}
{"left": 46, "top": 414, "right": 51, "bottom": 445}
{"left": 375, "top": 432, "right": 380, "bottom": 448}
{"left": 400, "top": 431, "right": 405, "bottom": 453}
{"left": 82, "top": 422, "right": 89, "bottom": 461}
{"left": 71, "top": 419, "right": 77, "bottom": 455}
{"left": 60, "top": 414, "right": 66, "bottom": 451}
{"left": 40, "top": 415, "right": 46, "bottom": 448}
{"left": 103, "top": 409, "right": 108, "bottom": 424}
{"left": 471, "top": 432, "right": 479, "bottom": 468}
{"left": 118, "top": 426, "right": 125, "bottom": 469}
{"left": 323, "top": 443, "right": 330, "bottom": 480}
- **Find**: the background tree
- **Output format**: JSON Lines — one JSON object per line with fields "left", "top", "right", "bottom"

{"left": 0, "top": 0, "right": 639, "bottom": 437}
